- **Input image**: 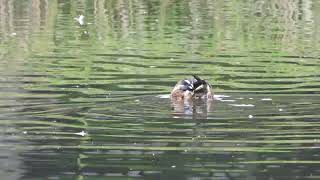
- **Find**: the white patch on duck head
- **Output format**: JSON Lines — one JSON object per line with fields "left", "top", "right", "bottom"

{"left": 183, "top": 79, "right": 194, "bottom": 90}
{"left": 194, "top": 84, "right": 204, "bottom": 91}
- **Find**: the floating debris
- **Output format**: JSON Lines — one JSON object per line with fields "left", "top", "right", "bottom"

{"left": 74, "top": 130, "right": 87, "bottom": 136}
{"left": 74, "top": 15, "right": 85, "bottom": 25}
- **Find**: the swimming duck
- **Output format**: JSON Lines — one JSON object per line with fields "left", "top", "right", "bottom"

{"left": 170, "top": 75, "right": 214, "bottom": 100}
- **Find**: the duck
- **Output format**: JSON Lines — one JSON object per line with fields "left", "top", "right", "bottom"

{"left": 170, "top": 75, "right": 214, "bottom": 100}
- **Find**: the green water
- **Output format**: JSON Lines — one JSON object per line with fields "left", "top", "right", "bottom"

{"left": 0, "top": 0, "right": 320, "bottom": 179}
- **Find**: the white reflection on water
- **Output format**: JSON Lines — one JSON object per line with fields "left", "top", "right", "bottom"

{"left": 156, "top": 94, "right": 171, "bottom": 99}
{"left": 229, "top": 104, "right": 255, "bottom": 107}
{"left": 261, "top": 98, "right": 272, "bottom": 101}
{"left": 170, "top": 96, "right": 215, "bottom": 119}
{"left": 74, "top": 130, "right": 87, "bottom": 137}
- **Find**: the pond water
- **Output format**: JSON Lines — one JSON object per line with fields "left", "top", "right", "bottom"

{"left": 1, "top": 0, "right": 320, "bottom": 179}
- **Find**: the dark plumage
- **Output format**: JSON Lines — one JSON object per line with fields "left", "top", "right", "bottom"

{"left": 170, "top": 75, "right": 214, "bottom": 100}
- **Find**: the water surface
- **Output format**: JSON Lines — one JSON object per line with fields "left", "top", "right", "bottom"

{"left": 0, "top": 0, "right": 320, "bottom": 179}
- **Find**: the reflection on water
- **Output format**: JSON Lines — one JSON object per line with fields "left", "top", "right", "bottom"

{"left": 0, "top": 0, "right": 320, "bottom": 179}
{"left": 171, "top": 96, "right": 214, "bottom": 119}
